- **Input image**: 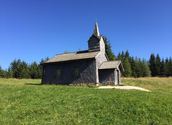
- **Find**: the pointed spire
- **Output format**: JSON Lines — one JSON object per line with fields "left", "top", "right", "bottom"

{"left": 93, "top": 22, "right": 100, "bottom": 37}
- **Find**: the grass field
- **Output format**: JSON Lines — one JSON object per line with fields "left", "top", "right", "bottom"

{"left": 0, "top": 78, "right": 172, "bottom": 125}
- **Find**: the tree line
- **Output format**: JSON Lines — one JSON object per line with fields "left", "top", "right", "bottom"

{"left": 103, "top": 36, "right": 172, "bottom": 78}
{"left": 149, "top": 54, "right": 172, "bottom": 77}
{"left": 0, "top": 52, "right": 172, "bottom": 79}
{"left": 0, "top": 58, "right": 49, "bottom": 79}
{"left": 116, "top": 51, "right": 151, "bottom": 77}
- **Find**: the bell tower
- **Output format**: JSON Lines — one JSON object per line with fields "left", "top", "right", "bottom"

{"left": 88, "top": 22, "right": 105, "bottom": 54}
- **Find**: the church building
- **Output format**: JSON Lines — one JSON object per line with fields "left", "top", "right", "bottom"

{"left": 42, "top": 23, "right": 123, "bottom": 85}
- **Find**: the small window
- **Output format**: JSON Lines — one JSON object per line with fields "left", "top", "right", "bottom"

{"left": 72, "top": 68, "right": 80, "bottom": 78}
{"left": 56, "top": 69, "right": 61, "bottom": 79}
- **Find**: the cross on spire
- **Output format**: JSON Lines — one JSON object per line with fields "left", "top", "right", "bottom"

{"left": 93, "top": 22, "right": 100, "bottom": 37}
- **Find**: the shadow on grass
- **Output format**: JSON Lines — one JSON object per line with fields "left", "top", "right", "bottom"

{"left": 25, "top": 83, "right": 42, "bottom": 86}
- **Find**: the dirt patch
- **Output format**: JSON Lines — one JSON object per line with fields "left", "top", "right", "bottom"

{"left": 98, "top": 85, "right": 151, "bottom": 92}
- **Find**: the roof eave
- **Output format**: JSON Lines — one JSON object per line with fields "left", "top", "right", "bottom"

{"left": 42, "top": 57, "right": 96, "bottom": 64}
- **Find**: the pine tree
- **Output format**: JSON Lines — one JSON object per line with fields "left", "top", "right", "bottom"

{"left": 117, "top": 51, "right": 126, "bottom": 62}
{"left": 125, "top": 50, "right": 130, "bottom": 59}
{"left": 141, "top": 60, "right": 151, "bottom": 77}
{"left": 134, "top": 59, "right": 143, "bottom": 77}
{"left": 29, "top": 62, "right": 41, "bottom": 79}
{"left": 9, "top": 59, "right": 30, "bottom": 79}
{"left": 123, "top": 58, "right": 132, "bottom": 77}
{"left": 117, "top": 51, "right": 132, "bottom": 77}
{"left": 6, "top": 68, "right": 12, "bottom": 78}
{"left": 165, "top": 58, "right": 169, "bottom": 76}
{"left": 160, "top": 59, "right": 166, "bottom": 76}
{"left": 149, "top": 54, "right": 156, "bottom": 76}
{"left": 155, "top": 54, "right": 161, "bottom": 76}
{"left": 130, "top": 57, "right": 137, "bottom": 77}
{"left": 21, "top": 61, "right": 30, "bottom": 78}
{"left": 117, "top": 52, "right": 123, "bottom": 61}
{"left": 168, "top": 58, "right": 172, "bottom": 76}
{"left": 0, "top": 66, "right": 4, "bottom": 78}
{"left": 102, "top": 36, "right": 115, "bottom": 61}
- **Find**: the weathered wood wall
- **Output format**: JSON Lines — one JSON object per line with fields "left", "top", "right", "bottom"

{"left": 95, "top": 52, "right": 107, "bottom": 83}
{"left": 42, "top": 59, "right": 97, "bottom": 84}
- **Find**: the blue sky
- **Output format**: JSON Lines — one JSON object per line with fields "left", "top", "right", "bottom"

{"left": 0, "top": 0, "right": 172, "bottom": 69}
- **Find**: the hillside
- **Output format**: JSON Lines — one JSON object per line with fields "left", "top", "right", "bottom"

{"left": 0, "top": 78, "right": 172, "bottom": 125}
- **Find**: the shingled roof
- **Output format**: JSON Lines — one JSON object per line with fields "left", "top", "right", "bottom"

{"left": 44, "top": 51, "right": 99, "bottom": 64}
{"left": 99, "top": 61, "right": 123, "bottom": 70}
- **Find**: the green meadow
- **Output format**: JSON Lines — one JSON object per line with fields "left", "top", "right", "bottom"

{"left": 0, "top": 78, "right": 172, "bottom": 125}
